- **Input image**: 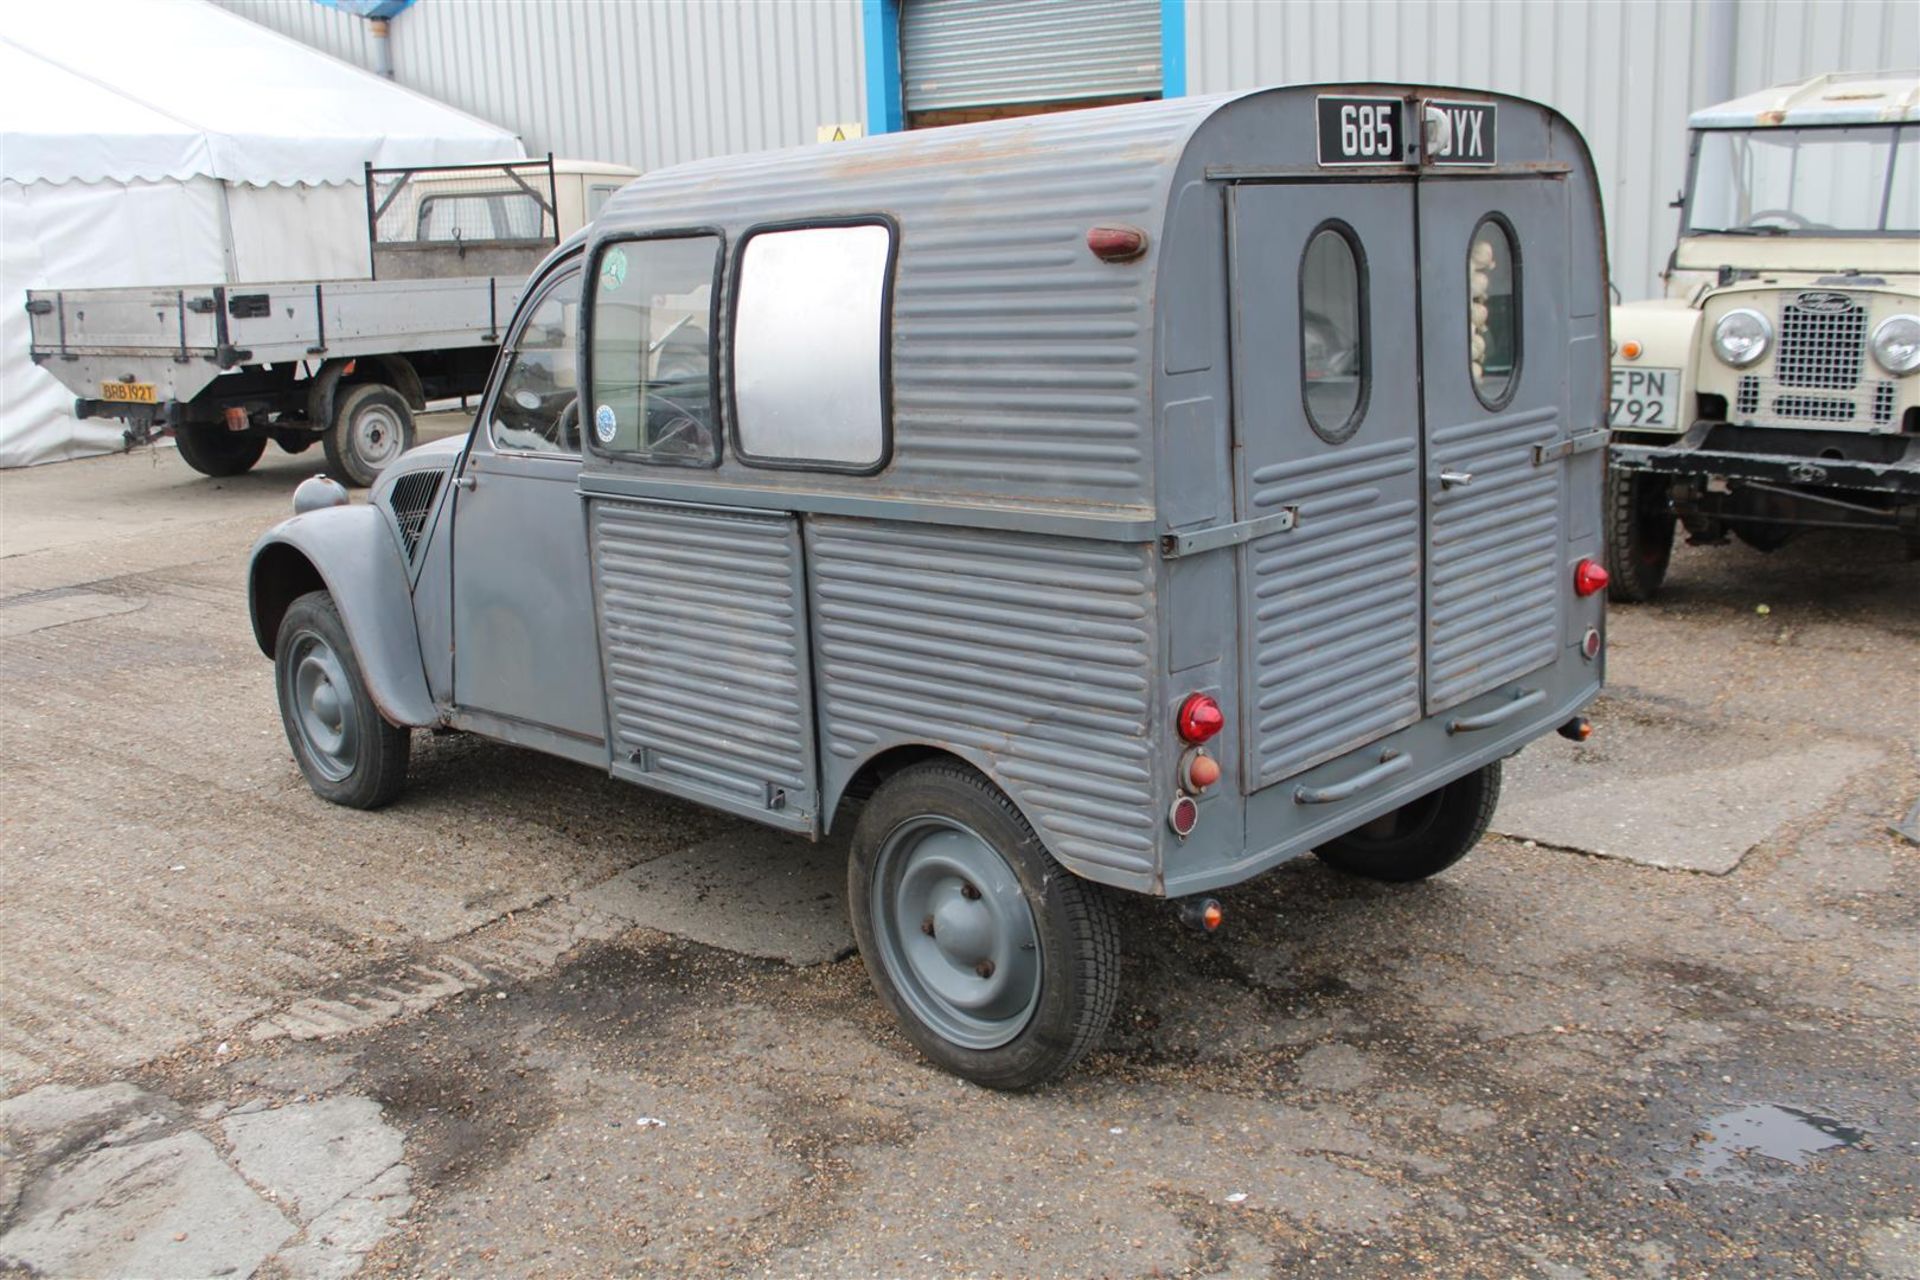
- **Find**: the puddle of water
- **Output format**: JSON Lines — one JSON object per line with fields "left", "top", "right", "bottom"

{"left": 1685, "top": 1104, "right": 1866, "bottom": 1182}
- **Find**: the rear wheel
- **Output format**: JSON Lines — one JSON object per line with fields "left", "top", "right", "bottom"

{"left": 324, "top": 383, "right": 415, "bottom": 487}
{"left": 173, "top": 423, "right": 266, "bottom": 477}
{"left": 274, "top": 590, "right": 409, "bottom": 809}
{"left": 1604, "top": 465, "right": 1675, "bottom": 602}
{"left": 848, "top": 762, "right": 1121, "bottom": 1090}
{"left": 1315, "top": 761, "right": 1501, "bottom": 883}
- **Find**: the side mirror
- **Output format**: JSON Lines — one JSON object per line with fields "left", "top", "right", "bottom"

{"left": 1668, "top": 190, "right": 1685, "bottom": 210}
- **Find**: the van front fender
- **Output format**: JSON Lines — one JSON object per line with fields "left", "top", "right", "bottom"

{"left": 248, "top": 505, "right": 438, "bottom": 728}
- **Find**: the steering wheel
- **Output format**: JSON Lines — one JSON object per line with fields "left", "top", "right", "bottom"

{"left": 1745, "top": 208, "right": 1828, "bottom": 231}
{"left": 556, "top": 398, "right": 580, "bottom": 450}
{"left": 646, "top": 394, "right": 712, "bottom": 458}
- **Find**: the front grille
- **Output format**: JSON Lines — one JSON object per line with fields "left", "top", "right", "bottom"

{"left": 387, "top": 469, "right": 445, "bottom": 565}
{"left": 1776, "top": 292, "right": 1866, "bottom": 389}
{"left": 1872, "top": 381, "right": 1897, "bottom": 425}
{"left": 1772, "top": 394, "right": 1854, "bottom": 422}
{"left": 1736, "top": 376, "right": 1760, "bottom": 416}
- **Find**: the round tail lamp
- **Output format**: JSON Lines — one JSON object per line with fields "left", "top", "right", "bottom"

{"left": 1177, "top": 693, "right": 1223, "bottom": 744}
{"left": 1573, "top": 559, "right": 1610, "bottom": 598}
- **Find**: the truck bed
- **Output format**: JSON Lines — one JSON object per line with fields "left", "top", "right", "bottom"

{"left": 27, "top": 275, "right": 529, "bottom": 405}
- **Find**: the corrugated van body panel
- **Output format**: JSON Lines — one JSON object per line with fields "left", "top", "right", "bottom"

{"left": 594, "top": 96, "right": 1224, "bottom": 512}
{"left": 589, "top": 498, "right": 816, "bottom": 830}
{"left": 1423, "top": 405, "right": 1565, "bottom": 710}
{"left": 1243, "top": 437, "right": 1423, "bottom": 788}
{"left": 808, "top": 517, "right": 1161, "bottom": 886}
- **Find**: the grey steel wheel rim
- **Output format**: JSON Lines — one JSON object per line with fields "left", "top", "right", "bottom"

{"left": 350, "top": 402, "right": 405, "bottom": 471}
{"left": 870, "top": 815, "right": 1041, "bottom": 1051}
{"left": 283, "top": 629, "right": 358, "bottom": 783}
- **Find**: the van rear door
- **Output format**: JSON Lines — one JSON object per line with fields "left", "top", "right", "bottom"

{"left": 1415, "top": 177, "right": 1573, "bottom": 712}
{"left": 1226, "top": 182, "right": 1424, "bottom": 792}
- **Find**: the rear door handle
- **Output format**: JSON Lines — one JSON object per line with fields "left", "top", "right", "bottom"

{"left": 1294, "top": 749, "right": 1412, "bottom": 805}
{"left": 1446, "top": 686, "right": 1546, "bottom": 734}
{"left": 1439, "top": 470, "right": 1473, "bottom": 489}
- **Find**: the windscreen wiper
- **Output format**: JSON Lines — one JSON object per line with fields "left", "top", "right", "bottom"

{"left": 1695, "top": 226, "right": 1788, "bottom": 236}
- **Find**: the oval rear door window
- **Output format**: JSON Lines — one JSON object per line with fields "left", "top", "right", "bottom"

{"left": 1300, "top": 224, "right": 1366, "bottom": 443}
{"left": 1469, "top": 217, "right": 1520, "bottom": 406}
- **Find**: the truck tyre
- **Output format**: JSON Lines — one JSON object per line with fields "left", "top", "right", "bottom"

{"left": 849, "top": 761, "right": 1121, "bottom": 1090}
{"left": 324, "top": 383, "right": 415, "bottom": 487}
{"left": 1315, "top": 760, "right": 1501, "bottom": 883}
{"left": 1604, "top": 465, "right": 1674, "bottom": 603}
{"left": 274, "top": 590, "right": 409, "bottom": 809}
{"left": 174, "top": 423, "right": 267, "bottom": 477}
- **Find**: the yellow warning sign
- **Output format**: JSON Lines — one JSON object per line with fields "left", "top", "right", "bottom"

{"left": 817, "top": 123, "right": 864, "bottom": 143}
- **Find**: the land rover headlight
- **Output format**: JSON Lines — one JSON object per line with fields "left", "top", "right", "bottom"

{"left": 1870, "top": 314, "right": 1920, "bottom": 376}
{"left": 1711, "top": 308, "right": 1771, "bottom": 368}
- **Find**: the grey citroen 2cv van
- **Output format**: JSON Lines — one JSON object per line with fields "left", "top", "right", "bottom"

{"left": 249, "top": 85, "right": 1610, "bottom": 1089}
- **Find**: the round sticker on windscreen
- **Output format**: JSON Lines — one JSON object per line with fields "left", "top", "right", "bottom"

{"left": 601, "top": 247, "right": 627, "bottom": 291}
{"left": 594, "top": 404, "right": 617, "bottom": 443}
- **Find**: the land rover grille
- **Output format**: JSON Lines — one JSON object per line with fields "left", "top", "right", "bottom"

{"left": 1732, "top": 291, "right": 1898, "bottom": 428}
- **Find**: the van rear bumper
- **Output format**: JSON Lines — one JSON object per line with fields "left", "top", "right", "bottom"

{"left": 1161, "top": 669, "right": 1601, "bottom": 898}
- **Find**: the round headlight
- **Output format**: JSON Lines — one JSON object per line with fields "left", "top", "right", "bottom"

{"left": 1870, "top": 314, "right": 1920, "bottom": 376}
{"left": 1712, "top": 308, "right": 1771, "bottom": 368}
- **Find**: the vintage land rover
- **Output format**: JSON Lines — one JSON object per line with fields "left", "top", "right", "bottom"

{"left": 249, "top": 85, "right": 1610, "bottom": 1088}
{"left": 1606, "top": 71, "right": 1920, "bottom": 600}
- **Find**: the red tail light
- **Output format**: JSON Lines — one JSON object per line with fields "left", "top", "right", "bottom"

{"left": 1177, "top": 693, "right": 1223, "bottom": 744}
{"left": 1087, "top": 224, "right": 1148, "bottom": 262}
{"left": 1573, "top": 558, "right": 1609, "bottom": 597}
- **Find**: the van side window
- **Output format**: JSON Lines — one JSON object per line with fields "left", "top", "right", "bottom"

{"left": 489, "top": 268, "right": 583, "bottom": 454}
{"left": 731, "top": 222, "right": 893, "bottom": 471}
{"left": 1299, "top": 223, "right": 1367, "bottom": 443}
{"left": 1469, "top": 216, "right": 1520, "bottom": 407}
{"left": 588, "top": 235, "right": 721, "bottom": 465}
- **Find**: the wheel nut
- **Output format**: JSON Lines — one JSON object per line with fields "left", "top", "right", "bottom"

{"left": 960, "top": 883, "right": 980, "bottom": 900}
{"left": 974, "top": 959, "right": 995, "bottom": 979}
{"left": 921, "top": 916, "right": 935, "bottom": 936}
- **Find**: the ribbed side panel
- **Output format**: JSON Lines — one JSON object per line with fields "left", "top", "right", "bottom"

{"left": 902, "top": 0, "right": 1163, "bottom": 112}
{"left": 1425, "top": 407, "right": 1564, "bottom": 712}
{"left": 602, "top": 98, "right": 1218, "bottom": 508}
{"left": 808, "top": 519, "right": 1159, "bottom": 881}
{"left": 1244, "top": 438, "right": 1422, "bottom": 789}
{"left": 589, "top": 499, "right": 815, "bottom": 827}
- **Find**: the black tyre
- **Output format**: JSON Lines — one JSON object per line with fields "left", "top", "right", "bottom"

{"left": 324, "top": 383, "right": 415, "bottom": 487}
{"left": 274, "top": 590, "right": 410, "bottom": 809}
{"left": 848, "top": 762, "right": 1121, "bottom": 1090}
{"left": 273, "top": 429, "right": 317, "bottom": 455}
{"left": 1315, "top": 761, "right": 1502, "bottom": 883}
{"left": 1603, "top": 464, "right": 1675, "bottom": 603}
{"left": 173, "top": 423, "right": 267, "bottom": 477}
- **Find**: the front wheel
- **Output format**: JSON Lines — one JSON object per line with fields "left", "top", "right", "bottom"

{"left": 1315, "top": 761, "right": 1501, "bottom": 883}
{"left": 173, "top": 423, "right": 266, "bottom": 477}
{"left": 274, "top": 590, "right": 410, "bottom": 809}
{"left": 324, "top": 383, "right": 415, "bottom": 487}
{"left": 848, "top": 762, "right": 1121, "bottom": 1090}
{"left": 1603, "top": 465, "right": 1675, "bottom": 603}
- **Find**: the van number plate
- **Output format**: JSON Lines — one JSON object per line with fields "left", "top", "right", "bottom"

{"left": 99, "top": 381, "right": 157, "bottom": 404}
{"left": 1609, "top": 367, "right": 1680, "bottom": 429}
{"left": 1316, "top": 96, "right": 1405, "bottom": 166}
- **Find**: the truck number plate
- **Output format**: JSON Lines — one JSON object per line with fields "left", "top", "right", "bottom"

{"left": 99, "top": 381, "right": 157, "bottom": 404}
{"left": 1609, "top": 367, "right": 1679, "bottom": 429}
{"left": 1316, "top": 95, "right": 1405, "bottom": 166}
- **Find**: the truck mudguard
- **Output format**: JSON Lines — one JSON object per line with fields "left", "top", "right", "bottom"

{"left": 248, "top": 505, "right": 438, "bottom": 728}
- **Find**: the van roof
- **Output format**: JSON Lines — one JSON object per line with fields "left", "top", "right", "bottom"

{"left": 1690, "top": 70, "right": 1920, "bottom": 130}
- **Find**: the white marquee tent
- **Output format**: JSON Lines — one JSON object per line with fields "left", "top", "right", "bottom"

{"left": 1, "top": 0, "right": 524, "bottom": 467}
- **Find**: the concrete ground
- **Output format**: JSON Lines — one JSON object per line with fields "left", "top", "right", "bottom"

{"left": 1, "top": 427, "right": 1916, "bottom": 1279}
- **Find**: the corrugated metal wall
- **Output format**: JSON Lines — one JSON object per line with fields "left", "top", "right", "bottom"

{"left": 210, "top": 0, "right": 866, "bottom": 173}
{"left": 217, "top": 0, "right": 1918, "bottom": 297}
{"left": 1184, "top": 0, "right": 1920, "bottom": 298}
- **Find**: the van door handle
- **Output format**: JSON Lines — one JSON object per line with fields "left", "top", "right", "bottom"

{"left": 1446, "top": 686, "right": 1546, "bottom": 734}
{"left": 1294, "top": 749, "right": 1412, "bottom": 805}
{"left": 1439, "top": 470, "right": 1473, "bottom": 489}
{"left": 452, "top": 475, "right": 476, "bottom": 490}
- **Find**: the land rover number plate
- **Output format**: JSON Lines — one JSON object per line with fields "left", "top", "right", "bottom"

{"left": 1609, "top": 367, "right": 1680, "bottom": 429}
{"left": 1316, "top": 95, "right": 1405, "bottom": 166}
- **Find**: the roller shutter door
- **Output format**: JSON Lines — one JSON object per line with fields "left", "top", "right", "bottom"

{"left": 901, "top": 0, "right": 1162, "bottom": 116}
